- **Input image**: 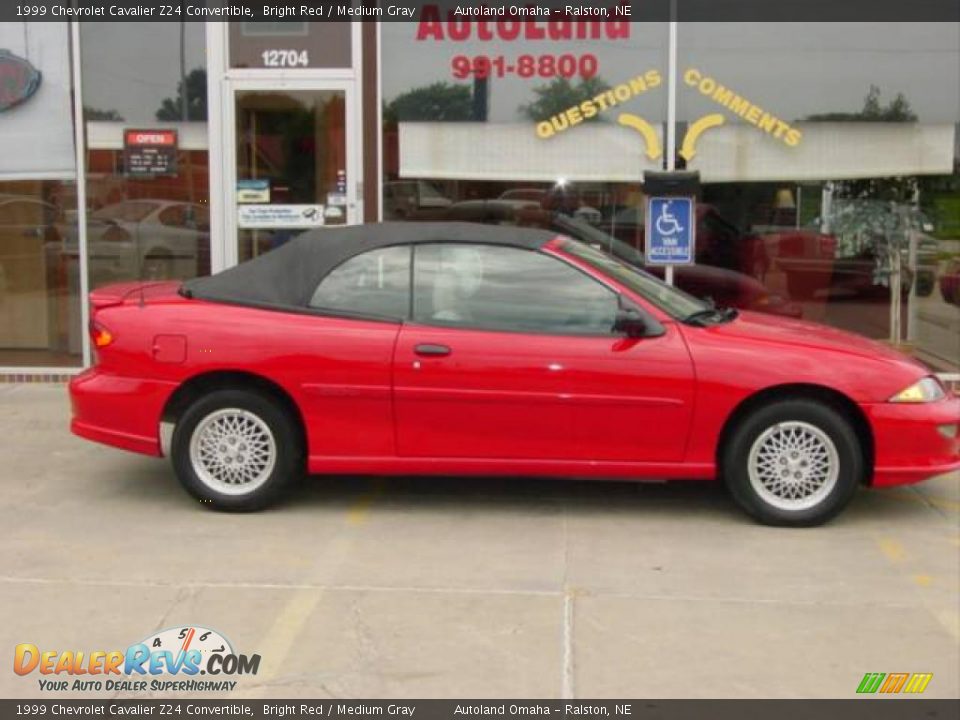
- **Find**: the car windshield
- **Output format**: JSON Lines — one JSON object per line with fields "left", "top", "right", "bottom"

{"left": 556, "top": 235, "right": 709, "bottom": 320}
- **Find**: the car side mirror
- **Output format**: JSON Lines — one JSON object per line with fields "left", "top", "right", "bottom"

{"left": 613, "top": 304, "right": 648, "bottom": 338}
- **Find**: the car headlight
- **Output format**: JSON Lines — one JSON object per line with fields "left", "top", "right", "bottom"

{"left": 889, "top": 377, "right": 946, "bottom": 403}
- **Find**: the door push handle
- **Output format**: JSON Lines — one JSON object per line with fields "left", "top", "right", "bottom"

{"left": 414, "top": 343, "right": 451, "bottom": 357}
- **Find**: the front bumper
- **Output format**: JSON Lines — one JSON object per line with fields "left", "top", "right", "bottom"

{"left": 69, "top": 368, "right": 177, "bottom": 457}
{"left": 862, "top": 396, "right": 960, "bottom": 486}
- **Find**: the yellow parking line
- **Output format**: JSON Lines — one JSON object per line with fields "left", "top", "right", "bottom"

{"left": 876, "top": 537, "right": 906, "bottom": 564}
{"left": 234, "top": 483, "right": 384, "bottom": 694}
{"left": 347, "top": 479, "right": 386, "bottom": 525}
{"left": 246, "top": 587, "right": 323, "bottom": 685}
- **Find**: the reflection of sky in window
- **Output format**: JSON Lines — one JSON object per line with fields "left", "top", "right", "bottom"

{"left": 383, "top": 22, "right": 959, "bottom": 124}
{"left": 80, "top": 22, "right": 206, "bottom": 123}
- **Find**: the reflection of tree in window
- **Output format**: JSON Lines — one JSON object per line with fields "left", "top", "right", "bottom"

{"left": 383, "top": 82, "right": 473, "bottom": 124}
{"left": 155, "top": 69, "right": 208, "bottom": 122}
{"left": 520, "top": 77, "right": 611, "bottom": 122}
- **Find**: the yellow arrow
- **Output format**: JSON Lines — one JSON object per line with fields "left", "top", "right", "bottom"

{"left": 617, "top": 113, "right": 662, "bottom": 161}
{"left": 679, "top": 113, "right": 725, "bottom": 161}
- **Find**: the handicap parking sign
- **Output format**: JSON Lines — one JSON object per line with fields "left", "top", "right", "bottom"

{"left": 646, "top": 196, "right": 695, "bottom": 265}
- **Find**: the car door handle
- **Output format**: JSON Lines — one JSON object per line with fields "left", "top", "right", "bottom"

{"left": 414, "top": 344, "right": 451, "bottom": 357}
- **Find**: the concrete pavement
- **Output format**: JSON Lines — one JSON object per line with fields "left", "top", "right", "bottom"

{"left": 1, "top": 383, "right": 957, "bottom": 699}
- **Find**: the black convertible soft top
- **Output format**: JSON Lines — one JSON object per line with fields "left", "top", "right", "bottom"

{"left": 182, "top": 222, "right": 556, "bottom": 309}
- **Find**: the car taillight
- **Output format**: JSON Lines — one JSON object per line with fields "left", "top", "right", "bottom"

{"left": 90, "top": 321, "right": 114, "bottom": 348}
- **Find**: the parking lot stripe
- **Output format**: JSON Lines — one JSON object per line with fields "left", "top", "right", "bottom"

{"left": 347, "top": 479, "right": 386, "bottom": 525}
{"left": 245, "top": 587, "right": 323, "bottom": 688}
{"left": 872, "top": 535, "right": 959, "bottom": 642}
{"left": 236, "top": 482, "right": 386, "bottom": 693}
{"left": 877, "top": 537, "right": 906, "bottom": 564}
{"left": 562, "top": 589, "right": 575, "bottom": 699}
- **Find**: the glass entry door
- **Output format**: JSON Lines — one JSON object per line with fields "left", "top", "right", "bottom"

{"left": 228, "top": 81, "right": 359, "bottom": 264}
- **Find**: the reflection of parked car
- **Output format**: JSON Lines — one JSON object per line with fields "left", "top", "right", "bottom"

{"left": 384, "top": 181, "right": 452, "bottom": 220}
{"left": 77, "top": 200, "right": 209, "bottom": 284}
{"left": 940, "top": 259, "right": 960, "bottom": 306}
{"left": 776, "top": 204, "right": 939, "bottom": 301}
{"left": 71, "top": 223, "right": 959, "bottom": 526}
{"left": 441, "top": 200, "right": 801, "bottom": 318}
{"left": 599, "top": 204, "right": 771, "bottom": 279}
{"left": 498, "top": 187, "right": 602, "bottom": 223}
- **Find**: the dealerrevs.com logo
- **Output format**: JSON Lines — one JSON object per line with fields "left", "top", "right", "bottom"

{"left": 14, "top": 626, "right": 260, "bottom": 693}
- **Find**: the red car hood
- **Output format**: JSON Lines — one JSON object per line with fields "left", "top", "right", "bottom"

{"left": 708, "top": 310, "right": 927, "bottom": 369}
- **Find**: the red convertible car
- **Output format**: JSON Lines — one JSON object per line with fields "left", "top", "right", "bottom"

{"left": 69, "top": 223, "right": 959, "bottom": 525}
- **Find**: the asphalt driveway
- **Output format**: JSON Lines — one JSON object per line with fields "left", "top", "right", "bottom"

{"left": 1, "top": 383, "right": 958, "bottom": 699}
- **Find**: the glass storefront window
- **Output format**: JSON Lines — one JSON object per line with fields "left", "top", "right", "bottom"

{"left": 80, "top": 22, "right": 210, "bottom": 289}
{"left": 0, "top": 180, "right": 81, "bottom": 367}
{"left": 675, "top": 22, "right": 959, "bottom": 365}
{"left": 382, "top": 20, "right": 959, "bottom": 368}
{"left": 0, "top": 22, "right": 80, "bottom": 367}
{"left": 381, "top": 20, "right": 669, "bottom": 227}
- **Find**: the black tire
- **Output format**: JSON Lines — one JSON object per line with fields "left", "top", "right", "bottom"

{"left": 171, "top": 389, "right": 303, "bottom": 511}
{"left": 915, "top": 271, "right": 934, "bottom": 298}
{"left": 722, "top": 399, "right": 862, "bottom": 527}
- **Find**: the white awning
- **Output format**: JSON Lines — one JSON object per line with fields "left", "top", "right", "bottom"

{"left": 399, "top": 122, "right": 664, "bottom": 183}
{"left": 399, "top": 121, "right": 956, "bottom": 184}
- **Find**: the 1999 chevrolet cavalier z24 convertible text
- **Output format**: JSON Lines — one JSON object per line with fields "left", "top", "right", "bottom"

{"left": 69, "top": 223, "right": 959, "bottom": 525}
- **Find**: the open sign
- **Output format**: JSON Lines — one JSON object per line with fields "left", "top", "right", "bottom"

{"left": 123, "top": 128, "right": 178, "bottom": 176}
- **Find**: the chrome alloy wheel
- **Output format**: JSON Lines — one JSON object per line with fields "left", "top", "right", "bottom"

{"left": 188, "top": 408, "right": 277, "bottom": 495}
{"left": 747, "top": 421, "right": 839, "bottom": 512}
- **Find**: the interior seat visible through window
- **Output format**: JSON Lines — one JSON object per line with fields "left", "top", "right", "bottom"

{"left": 413, "top": 243, "right": 619, "bottom": 335}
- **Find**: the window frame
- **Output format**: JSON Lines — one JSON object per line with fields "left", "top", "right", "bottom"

{"left": 409, "top": 242, "right": 630, "bottom": 338}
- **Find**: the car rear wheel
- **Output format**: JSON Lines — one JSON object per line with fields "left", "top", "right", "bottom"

{"left": 171, "top": 389, "right": 302, "bottom": 511}
{"left": 722, "top": 399, "right": 862, "bottom": 526}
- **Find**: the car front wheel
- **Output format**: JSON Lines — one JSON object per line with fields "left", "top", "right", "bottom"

{"left": 723, "top": 399, "right": 862, "bottom": 526}
{"left": 171, "top": 389, "right": 302, "bottom": 511}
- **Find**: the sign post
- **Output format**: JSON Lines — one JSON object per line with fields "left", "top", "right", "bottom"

{"left": 643, "top": 171, "right": 700, "bottom": 284}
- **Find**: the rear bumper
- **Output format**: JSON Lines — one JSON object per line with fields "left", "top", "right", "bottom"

{"left": 862, "top": 397, "right": 960, "bottom": 486}
{"left": 69, "top": 368, "right": 177, "bottom": 457}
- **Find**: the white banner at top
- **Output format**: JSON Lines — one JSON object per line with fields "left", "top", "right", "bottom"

{"left": 0, "top": 22, "right": 75, "bottom": 181}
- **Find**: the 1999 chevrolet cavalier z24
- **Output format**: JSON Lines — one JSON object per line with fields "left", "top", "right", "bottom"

{"left": 69, "top": 223, "right": 959, "bottom": 525}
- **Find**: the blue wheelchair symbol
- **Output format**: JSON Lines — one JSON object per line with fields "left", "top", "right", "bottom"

{"left": 655, "top": 203, "right": 684, "bottom": 236}
{"left": 646, "top": 197, "right": 695, "bottom": 265}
